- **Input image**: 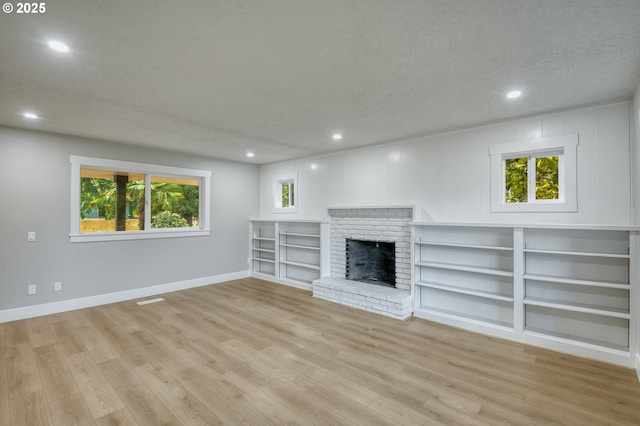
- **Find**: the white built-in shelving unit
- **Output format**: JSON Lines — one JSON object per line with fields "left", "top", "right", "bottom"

{"left": 250, "top": 219, "right": 329, "bottom": 290}
{"left": 522, "top": 228, "right": 632, "bottom": 353}
{"left": 250, "top": 221, "right": 277, "bottom": 278}
{"left": 412, "top": 222, "right": 639, "bottom": 368}
{"left": 414, "top": 225, "right": 516, "bottom": 330}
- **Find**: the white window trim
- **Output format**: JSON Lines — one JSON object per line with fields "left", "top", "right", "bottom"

{"left": 489, "top": 135, "right": 578, "bottom": 213}
{"left": 272, "top": 172, "right": 298, "bottom": 213}
{"left": 70, "top": 155, "right": 211, "bottom": 243}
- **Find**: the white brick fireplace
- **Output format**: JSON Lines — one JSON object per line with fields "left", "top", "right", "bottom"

{"left": 312, "top": 206, "right": 413, "bottom": 320}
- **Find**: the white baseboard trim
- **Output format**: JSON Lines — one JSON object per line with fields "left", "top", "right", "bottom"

{"left": 0, "top": 270, "right": 249, "bottom": 323}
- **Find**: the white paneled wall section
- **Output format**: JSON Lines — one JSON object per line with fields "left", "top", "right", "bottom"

{"left": 259, "top": 102, "right": 631, "bottom": 225}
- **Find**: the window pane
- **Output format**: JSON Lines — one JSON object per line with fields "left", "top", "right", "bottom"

{"left": 80, "top": 168, "right": 144, "bottom": 232}
{"left": 290, "top": 182, "right": 294, "bottom": 207}
{"left": 505, "top": 158, "right": 528, "bottom": 203}
{"left": 281, "top": 182, "right": 290, "bottom": 208}
{"left": 535, "top": 156, "right": 559, "bottom": 200}
{"left": 150, "top": 176, "right": 199, "bottom": 229}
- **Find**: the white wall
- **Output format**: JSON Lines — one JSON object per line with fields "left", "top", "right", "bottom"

{"left": 633, "top": 87, "right": 640, "bottom": 226}
{"left": 260, "top": 102, "right": 632, "bottom": 225}
{"left": 0, "top": 126, "right": 260, "bottom": 312}
{"left": 632, "top": 85, "right": 640, "bottom": 374}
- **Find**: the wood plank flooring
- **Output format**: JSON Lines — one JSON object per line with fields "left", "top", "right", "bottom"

{"left": 1, "top": 277, "right": 639, "bottom": 425}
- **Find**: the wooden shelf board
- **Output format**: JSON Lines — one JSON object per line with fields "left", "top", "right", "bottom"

{"left": 252, "top": 237, "right": 275, "bottom": 242}
{"left": 523, "top": 274, "right": 630, "bottom": 290}
{"left": 523, "top": 297, "right": 630, "bottom": 319}
{"left": 415, "top": 241, "right": 513, "bottom": 251}
{"left": 415, "top": 261, "right": 514, "bottom": 277}
{"left": 524, "top": 248, "right": 629, "bottom": 259}
{"left": 416, "top": 281, "right": 514, "bottom": 302}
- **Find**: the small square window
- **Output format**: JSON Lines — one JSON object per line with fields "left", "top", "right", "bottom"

{"left": 273, "top": 173, "right": 298, "bottom": 213}
{"left": 490, "top": 135, "right": 577, "bottom": 212}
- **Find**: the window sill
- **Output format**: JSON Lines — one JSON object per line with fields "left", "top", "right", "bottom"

{"left": 272, "top": 208, "right": 298, "bottom": 214}
{"left": 69, "top": 228, "right": 210, "bottom": 243}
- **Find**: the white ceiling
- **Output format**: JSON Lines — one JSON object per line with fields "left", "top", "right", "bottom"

{"left": 1, "top": 0, "right": 640, "bottom": 164}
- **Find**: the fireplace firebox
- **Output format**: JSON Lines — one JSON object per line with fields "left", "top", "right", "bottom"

{"left": 345, "top": 239, "right": 396, "bottom": 287}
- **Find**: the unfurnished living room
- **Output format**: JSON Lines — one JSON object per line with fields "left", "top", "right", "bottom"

{"left": 2, "top": 1, "right": 640, "bottom": 424}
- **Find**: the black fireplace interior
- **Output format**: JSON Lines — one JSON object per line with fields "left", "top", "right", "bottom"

{"left": 345, "top": 239, "right": 396, "bottom": 287}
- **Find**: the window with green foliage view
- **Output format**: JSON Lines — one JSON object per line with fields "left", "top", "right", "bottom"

{"left": 490, "top": 135, "right": 577, "bottom": 213}
{"left": 505, "top": 155, "right": 558, "bottom": 203}
{"left": 71, "top": 156, "right": 211, "bottom": 242}
{"left": 281, "top": 181, "right": 294, "bottom": 208}
{"left": 80, "top": 168, "right": 200, "bottom": 232}
{"left": 273, "top": 173, "right": 298, "bottom": 213}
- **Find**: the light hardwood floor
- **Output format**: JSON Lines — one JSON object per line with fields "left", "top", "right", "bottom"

{"left": 1, "top": 277, "right": 639, "bottom": 425}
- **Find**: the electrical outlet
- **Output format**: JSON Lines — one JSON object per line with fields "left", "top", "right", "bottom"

{"left": 28, "top": 284, "right": 36, "bottom": 295}
{"left": 54, "top": 281, "right": 62, "bottom": 292}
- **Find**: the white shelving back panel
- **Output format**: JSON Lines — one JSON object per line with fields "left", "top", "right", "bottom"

{"left": 526, "top": 280, "right": 629, "bottom": 312}
{"left": 525, "top": 253, "right": 629, "bottom": 285}
{"left": 417, "top": 268, "right": 514, "bottom": 298}
{"left": 279, "top": 263, "right": 320, "bottom": 284}
{"left": 524, "top": 228, "right": 629, "bottom": 255}
{"left": 252, "top": 222, "right": 276, "bottom": 239}
{"left": 417, "top": 245, "right": 513, "bottom": 272}
{"left": 419, "top": 287, "right": 514, "bottom": 328}
{"left": 278, "top": 221, "right": 322, "bottom": 237}
{"left": 526, "top": 305, "right": 629, "bottom": 350}
{"left": 280, "top": 248, "right": 320, "bottom": 268}
{"left": 252, "top": 260, "right": 276, "bottom": 275}
{"left": 415, "top": 225, "right": 514, "bottom": 247}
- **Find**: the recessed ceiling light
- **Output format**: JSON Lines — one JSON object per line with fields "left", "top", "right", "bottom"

{"left": 47, "top": 40, "right": 70, "bottom": 53}
{"left": 246, "top": 151, "right": 255, "bottom": 158}
{"left": 506, "top": 90, "right": 522, "bottom": 99}
{"left": 332, "top": 133, "right": 343, "bottom": 141}
{"left": 23, "top": 112, "right": 39, "bottom": 119}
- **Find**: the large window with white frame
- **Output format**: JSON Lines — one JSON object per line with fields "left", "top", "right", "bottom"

{"left": 70, "top": 156, "right": 211, "bottom": 242}
{"left": 489, "top": 135, "right": 578, "bottom": 212}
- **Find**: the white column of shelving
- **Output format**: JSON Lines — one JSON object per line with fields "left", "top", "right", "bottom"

{"left": 513, "top": 228, "right": 524, "bottom": 334}
{"left": 274, "top": 222, "right": 281, "bottom": 279}
{"left": 630, "top": 231, "right": 639, "bottom": 372}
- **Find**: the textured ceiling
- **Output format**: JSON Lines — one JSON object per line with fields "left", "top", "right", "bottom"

{"left": 1, "top": 0, "right": 640, "bottom": 164}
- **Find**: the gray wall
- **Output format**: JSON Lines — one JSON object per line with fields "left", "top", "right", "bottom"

{"left": 0, "top": 126, "right": 260, "bottom": 311}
